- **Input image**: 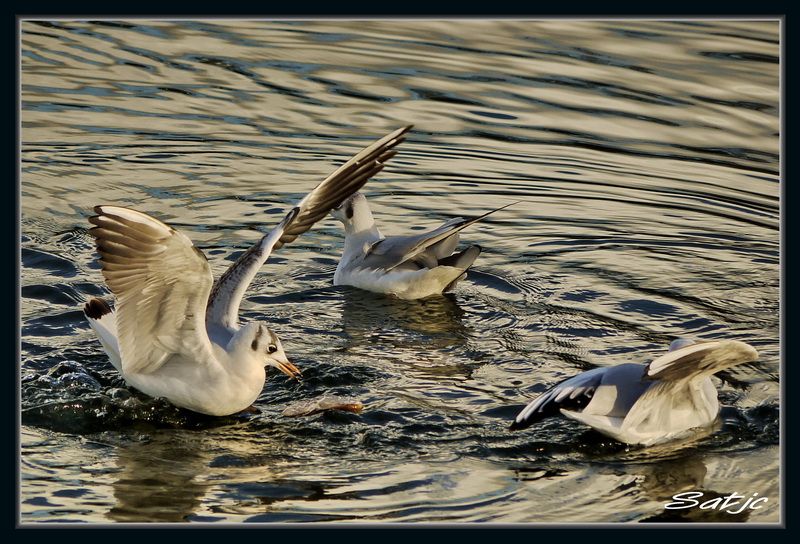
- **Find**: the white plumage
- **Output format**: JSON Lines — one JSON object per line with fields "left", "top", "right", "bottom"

{"left": 331, "top": 192, "right": 513, "bottom": 299}
{"left": 83, "top": 126, "right": 411, "bottom": 415}
{"left": 84, "top": 206, "right": 300, "bottom": 416}
{"left": 510, "top": 339, "right": 759, "bottom": 446}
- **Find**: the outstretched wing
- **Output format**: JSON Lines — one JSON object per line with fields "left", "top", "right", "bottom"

{"left": 205, "top": 207, "right": 299, "bottom": 331}
{"left": 509, "top": 367, "right": 607, "bottom": 431}
{"left": 89, "top": 206, "right": 218, "bottom": 375}
{"left": 363, "top": 201, "right": 516, "bottom": 271}
{"left": 275, "top": 125, "right": 412, "bottom": 250}
{"left": 206, "top": 125, "right": 412, "bottom": 331}
{"left": 645, "top": 340, "right": 758, "bottom": 382}
{"left": 620, "top": 340, "right": 758, "bottom": 443}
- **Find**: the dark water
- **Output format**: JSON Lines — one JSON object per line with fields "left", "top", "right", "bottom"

{"left": 20, "top": 19, "right": 780, "bottom": 523}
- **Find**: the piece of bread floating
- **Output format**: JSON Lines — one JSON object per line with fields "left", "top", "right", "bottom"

{"left": 282, "top": 395, "right": 364, "bottom": 417}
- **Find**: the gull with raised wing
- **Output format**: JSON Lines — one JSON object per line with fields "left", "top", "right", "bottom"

{"left": 331, "top": 192, "right": 514, "bottom": 299}
{"left": 509, "top": 338, "right": 759, "bottom": 446}
{"left": 82, "top": 126, "right": 411, "bottom": 416}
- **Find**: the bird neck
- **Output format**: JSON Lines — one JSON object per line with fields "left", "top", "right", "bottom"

{"left": 342, "top": 204, "right": 381, "bottom": 254}
{"left": 344, "top": 203, "right": 378, "bottom": 236}
{"left": 225, "top": 326, "right": 265, "bottom": 371}
{"left": 342, "top": 224, "right": 381, "bottom": 256}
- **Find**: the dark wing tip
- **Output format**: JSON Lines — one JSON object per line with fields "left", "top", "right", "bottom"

{"left": 509, "top": 418, "right": 531, "bottom": 432}
{"left": 281, "top": 206, "right": 301, "bottom": 228}
{"left": 88, "top": 208, "right": 107, "bottom": 227}
{"left": 84, "top": 297, "right": 112, "bottom": 319}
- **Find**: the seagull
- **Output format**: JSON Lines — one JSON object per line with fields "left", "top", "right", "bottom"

{"left": 82, "top": 126, "right": 411, "bottom": 416}
{"left": 509, "top": 338, "right": 759, "bottom": 446}
{"left": 330, "top": 192, "right": 514, "bottom": 299}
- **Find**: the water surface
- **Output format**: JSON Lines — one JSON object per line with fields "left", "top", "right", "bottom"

{"left": 20, "top": 19, "right": 780, "bottom": 524}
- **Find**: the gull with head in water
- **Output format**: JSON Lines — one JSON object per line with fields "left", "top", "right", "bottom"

{"left": 82, "top": 126, "right": 411, "bottom": 416}
{"left": 509, "top": 338, "right": 759, "bottom": 446}
{"left": 330, "top": 192, "right": 514, "bottom": 299}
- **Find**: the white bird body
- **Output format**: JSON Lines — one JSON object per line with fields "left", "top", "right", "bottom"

{"left": 335, "top": 264, "right": 472, "bottom": 300}
{"left": 86, "top": 300, "right": 269, "bottom": 415}
{"left": 332, "top": 192, "right": 512, "bottom": 299}
{"left": 84, "top": 206, "right": 299, "bottom": 416}
{"left": 333, "top": 225, "right": 471, "bottom": 299}
{"left": 83, "top": 126, "right": 412, "bottom": 416}
{"left": 510, "top": 339, "right": 758, "bottom": 446}
{"left": 121, "top": 326, "right": 270, "bottom": 416}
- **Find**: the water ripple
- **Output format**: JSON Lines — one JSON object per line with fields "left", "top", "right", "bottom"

{"left": 20, "top": 19, "right": 779, "bottom": 523}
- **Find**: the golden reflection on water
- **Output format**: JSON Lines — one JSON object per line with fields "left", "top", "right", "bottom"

{"left": 21, "top": 19, "right": 779, "bottom": 523}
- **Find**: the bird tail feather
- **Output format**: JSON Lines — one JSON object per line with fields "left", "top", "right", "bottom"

{"left": 83, "top": 298, "right": 122, "bottom": 373}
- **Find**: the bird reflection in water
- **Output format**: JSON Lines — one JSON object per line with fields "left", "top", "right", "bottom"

{"left": 603, "top": 443, "right": 753, "bottom": 523}
{"left": 107, "top": 432, "right": 214, "bottom": 522}
{"left": 339, "top": 287, "right": 470, "bottom": 350}
{"left": 336, "top": 287, "right": 477, "bottom": 381}
{"left": 636, "top": 456, "right": 752, "bottom": 523}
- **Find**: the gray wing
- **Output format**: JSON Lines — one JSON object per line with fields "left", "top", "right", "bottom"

{"left": 509, "top": 367, "right": 608, "bottom": 431}
{"left": 207, "top": 125, "right": 412, "bottom": 330}
{"left": 206, "top": 208, "right": 299, "bottom": 331}
{"left": 89, "top": 206, "right": 218, "bottom": 375}
{"left": 362, "top": 201, "right": 516, "bottom": 271}
{"left": 645, "top": 340, "right": 758, "bottom": 382}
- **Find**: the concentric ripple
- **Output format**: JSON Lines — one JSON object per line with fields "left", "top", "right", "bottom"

{"left": 21, "top": 19, "right": 779, "bottom": 523}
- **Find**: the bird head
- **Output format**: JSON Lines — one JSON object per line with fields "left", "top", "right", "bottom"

{"left": 235, "top": 322, "right": 301, "bottom": 380}
{"left": 331, "top": 192, "right": 369, "bottom": 223}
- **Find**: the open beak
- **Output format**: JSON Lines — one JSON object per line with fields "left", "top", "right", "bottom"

{"left": 276, "top": 359, "right": 302, "bottom": 381}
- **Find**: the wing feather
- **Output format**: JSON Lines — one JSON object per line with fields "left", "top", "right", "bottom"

{"left": 646, "top": 340, "right": 758, "bottom": 382}
{"left": 89, "top": 205, "right": 217, "bottom": 375}
{"left": 509, "top": 367, "right": 607, "bottom": 431}
{"left": 363, "top": 201, "right": 516, "bottom": 271}
{"left": 205, "top": 207, "right": 299, "bottom": 331}
{"left": 206, "top": 126, "right": 412, "bottom": 330}
{"left": 274, "top": 126, "right": 411, "bottom": 249}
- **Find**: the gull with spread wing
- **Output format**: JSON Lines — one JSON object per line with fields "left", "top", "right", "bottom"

{"left": 509, "top": 338, "right": 759, "bottom": 446}
{"left": 82, "top": 126, "right": 411, "bottom": 416}
{"left": 331, "top": 192, "right": 514, "bottom": 299}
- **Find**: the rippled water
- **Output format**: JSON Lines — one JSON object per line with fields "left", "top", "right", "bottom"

{"left": 20, "top": 19, "right": 780, "bottom": 524}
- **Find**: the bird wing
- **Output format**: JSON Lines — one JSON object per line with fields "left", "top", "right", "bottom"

{"left": 362, "top": 201, "right": 515, "bottom": 271}
{"left": 274, "top": 125, "right": 412, "bottom": 250}
{"left": 559, "top": 410, "right": 627, "bottom": 441}
{"left": 645, "top": 340, "right": 758, "bottom": 382}
{"left": 206, "top": 125, "right": 412, "bottom": 331}
{"left": 205, "top": 207, "right": 299, "bottom": 331}
{"left": 509, "top": 367, "right": 607, "bottom": 431}
{"left": 89, "top": 206, "right": 219, "bottom": 375}
{"left": 620, "top": 340, "right": 758, "bottom": 441}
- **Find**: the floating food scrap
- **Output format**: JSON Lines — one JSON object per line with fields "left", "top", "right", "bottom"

{"left": 282, "top": 396, "right": 364, "bottom": 417}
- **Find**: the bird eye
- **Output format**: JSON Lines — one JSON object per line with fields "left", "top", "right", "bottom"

{"left": 268, "top": 344, "right": 278, "bottom": 354}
